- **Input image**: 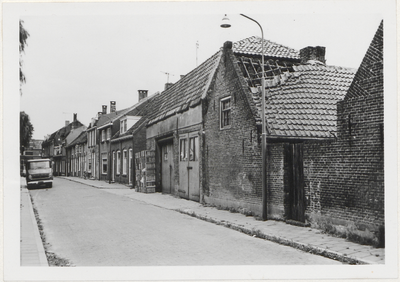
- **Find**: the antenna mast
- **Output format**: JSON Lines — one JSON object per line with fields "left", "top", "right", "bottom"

{"left": 160, "top": 71, "right": 174, "bottom": 83}
{"left": 196, "top": 41, "right": 199, "bottom": 67}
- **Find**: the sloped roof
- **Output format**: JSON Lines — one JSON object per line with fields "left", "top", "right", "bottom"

{"left": 111, "top": 93, "right": 159, "bottom": 142}
{"left": 42, "top": 120, "right": 85, "bottom": 146}
{"left": 66, "top": 130, "right": 87, "bottom": 148}
{"left": 148, "top": 51, "right": 222, "bottom": 125}
{"left": 249, "top": 64, "right": 356, "bottom": 138}
{"left": 233, "top": 36, "right": 300, "bottom": 60}
{"left": 96, "top": 108, "right": 129, "bottom": 128}
{"left": 111, "top": 117, "right": 148, "bottom": 143}
{"left": 345, "top": 20, "right": 383, "bottom": 100}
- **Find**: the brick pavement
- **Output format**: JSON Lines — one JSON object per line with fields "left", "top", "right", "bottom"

{"left": 21, "top": 176, "right": 385, "bottom": 266}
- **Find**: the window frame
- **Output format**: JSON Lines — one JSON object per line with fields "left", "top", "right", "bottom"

{"left": 101, "top": 129, "right": 106, "bottom": 142}
{"left": 180, "top": 138, "right": 188, "bottom": 161}
{"left": 101, "top": 152, "right": 108, "bottom": 175}
{"left": 123, "top": 149, "right": 127, "bottom": 175}
{"left": 117, "top": 150, "right": 121, "bottom": 175}
{"left": 220, "top": 96, "right": 232, "bottom": 129}
{"left": 107, "top": 127, "right": 111, "bottom": 140}
{"left": 189, "top": 136, "right": 198, "bottom": 161}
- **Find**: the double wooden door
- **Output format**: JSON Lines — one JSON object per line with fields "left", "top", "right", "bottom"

{"left": 178, "top": 132, "right": 200, "bottom": 202}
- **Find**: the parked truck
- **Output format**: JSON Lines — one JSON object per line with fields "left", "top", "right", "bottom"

{"left": 25, "top": 158, "right": 53, "bottom": 189}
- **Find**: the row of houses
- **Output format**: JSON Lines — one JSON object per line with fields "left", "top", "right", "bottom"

{"left": 42, "top": 21, "right": 384, "bottom": 246}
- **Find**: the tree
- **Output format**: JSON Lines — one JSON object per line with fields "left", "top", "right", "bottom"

{"left": 19, "top": 20, "right": 30, "bottom": 94}
{"left": 20, "top": 111, "right": 34, "bottom": 154}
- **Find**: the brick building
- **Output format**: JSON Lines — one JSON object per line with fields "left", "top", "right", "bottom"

{"left": 145, "top": 51, "right": 221, "bottom": 198}
{"left": 110, "top": 90, "right": 159, "bottom": 186}
{"left": 42, "top": 114, "right": 86, "bottom": 176}
{"left": 65, "top": 130, "right": 87, "bottom": 177}
{"left": 202, "top": 37, "right": 355, "bottom": 220}
{"left": 201, "top": 23, "right": 384, "bottom": 245}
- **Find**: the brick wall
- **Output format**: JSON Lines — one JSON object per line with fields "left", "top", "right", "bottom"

{"left": 302, "top": 22, "right": 384, "bottom": 241}
{"left": 203, "top": 47, "right": 265, "bottom": 215}
{"left": 267, "top": 143, "right": 285, "bottom": 218}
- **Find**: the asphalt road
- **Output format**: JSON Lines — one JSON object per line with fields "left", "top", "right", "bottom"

{"left": 28, "top": 177, "right": 342, "bottom": 266}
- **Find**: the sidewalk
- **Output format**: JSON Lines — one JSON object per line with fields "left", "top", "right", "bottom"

{"left": 20, "top": 182, "right": 48, "bottom": 266}
{"left": 61, "top": 176, "right": 385, "bottom": 265}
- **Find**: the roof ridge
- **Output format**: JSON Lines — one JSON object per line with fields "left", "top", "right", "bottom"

{"left": 233, "top": 36, "right": 300, "bottom": 60}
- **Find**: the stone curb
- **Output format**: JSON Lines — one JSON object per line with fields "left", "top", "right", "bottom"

{"left": 21, "top": 186, "right": 49, "bottom": 266}
{"left": 61, "top": 177, "right": 130, "bottom": 189}
{"left": 176, "top": 209, "right": 372, "bottom": 265}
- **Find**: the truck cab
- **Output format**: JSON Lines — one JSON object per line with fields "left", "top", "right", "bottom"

{"left": 26, "top": 159, "right": 53, "bottom": 189}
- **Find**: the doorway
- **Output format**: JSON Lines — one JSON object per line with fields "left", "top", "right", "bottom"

{"left": 285, "top": 143, "right": 305, "bottom": 222}
{"left": 178, "top": 132, "right": 200, "bottom": 202}
{"left": 160, "top": 141, "right": 175, "bottom": 194}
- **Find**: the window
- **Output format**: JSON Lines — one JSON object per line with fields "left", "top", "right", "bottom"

{"left": 101, "top": 130, "right": 106, "bottom": 142}
{"left": 107, "top": 127, "right": 111, "bottom": 140}
{"left": 189, "top": 137, "right": 198, "bottom": 161}
{"left": 123, "top": 150, "right": 127, "bottom": 175}
{"left": 117, "top": 151, "right": 121, "bottom": 175}
{"left": 120, "top": 120, "right": 126, "bottom": 134}
{"left": 180, "top": 138, "right": 187, "bottom": 161}
{"left": 102, "top": 153, "right": 107, "bottom": 174}
{"left": 220, "top": 97, "right": 231, "bottom": 129}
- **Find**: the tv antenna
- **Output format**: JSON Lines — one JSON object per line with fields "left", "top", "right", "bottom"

{"left": 160, "top": 71, "right": 175, "bottom": 83}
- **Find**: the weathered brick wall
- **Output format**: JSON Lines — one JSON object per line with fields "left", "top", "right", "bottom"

{"left": 303, "top": 22, "right": 384, "bottom": 239}
{"left": 203, "top": 47, "right": 265, "bottom": 215}
{"left": 267, "top": 143, "right": 285, "bottom": 218}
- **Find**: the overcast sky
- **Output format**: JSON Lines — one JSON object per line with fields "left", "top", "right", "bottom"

{"left": 17, "top": 1, "right": 386, "bottom": 140}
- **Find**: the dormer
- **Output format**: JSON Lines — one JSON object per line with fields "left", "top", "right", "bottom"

{"left": 120, "top": 116, "right": 142, "bottom": 135}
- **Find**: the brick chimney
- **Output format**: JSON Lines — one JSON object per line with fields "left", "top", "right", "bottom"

{"left": 138, "top": 90, "right": 148, "bottom": 102}
{"left": 102, "top": 105, "right": 107, "bottom": 114}
{"left": 223, "top": 41, "right": 233, "bottom": 50}
{"left": 73, "top": 113, "right": 77, "bottom": 122}
{"left": 300, "top": 46, "right": 326, "bottom": 64}
{"left": 110, "top": 101, "right": 116, "bottom": 113}
{"left": 164, "top": 83, "right": 173, "bottom": 91}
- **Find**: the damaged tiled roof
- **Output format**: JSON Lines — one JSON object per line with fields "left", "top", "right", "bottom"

{"left": 233, "top": 36, "right": 300, "bottom": 60}
{"left": 148, "top": 51, "right": 222, "bottom": 125}
{"left": 250, "top": 64, "right": 356, "bottom": 138}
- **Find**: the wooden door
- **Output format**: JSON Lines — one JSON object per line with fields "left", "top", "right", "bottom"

{"left": 161, "top": 143, "right": 174, "bottom": 194}
{"left": 286, "top": 143, "right": 305, "bottom": 222}
{"left": 178, "top": 133, "right": 200, "bottom": 202}
{"left": 188, "top": 133, "right": 200, "bottom": 201}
